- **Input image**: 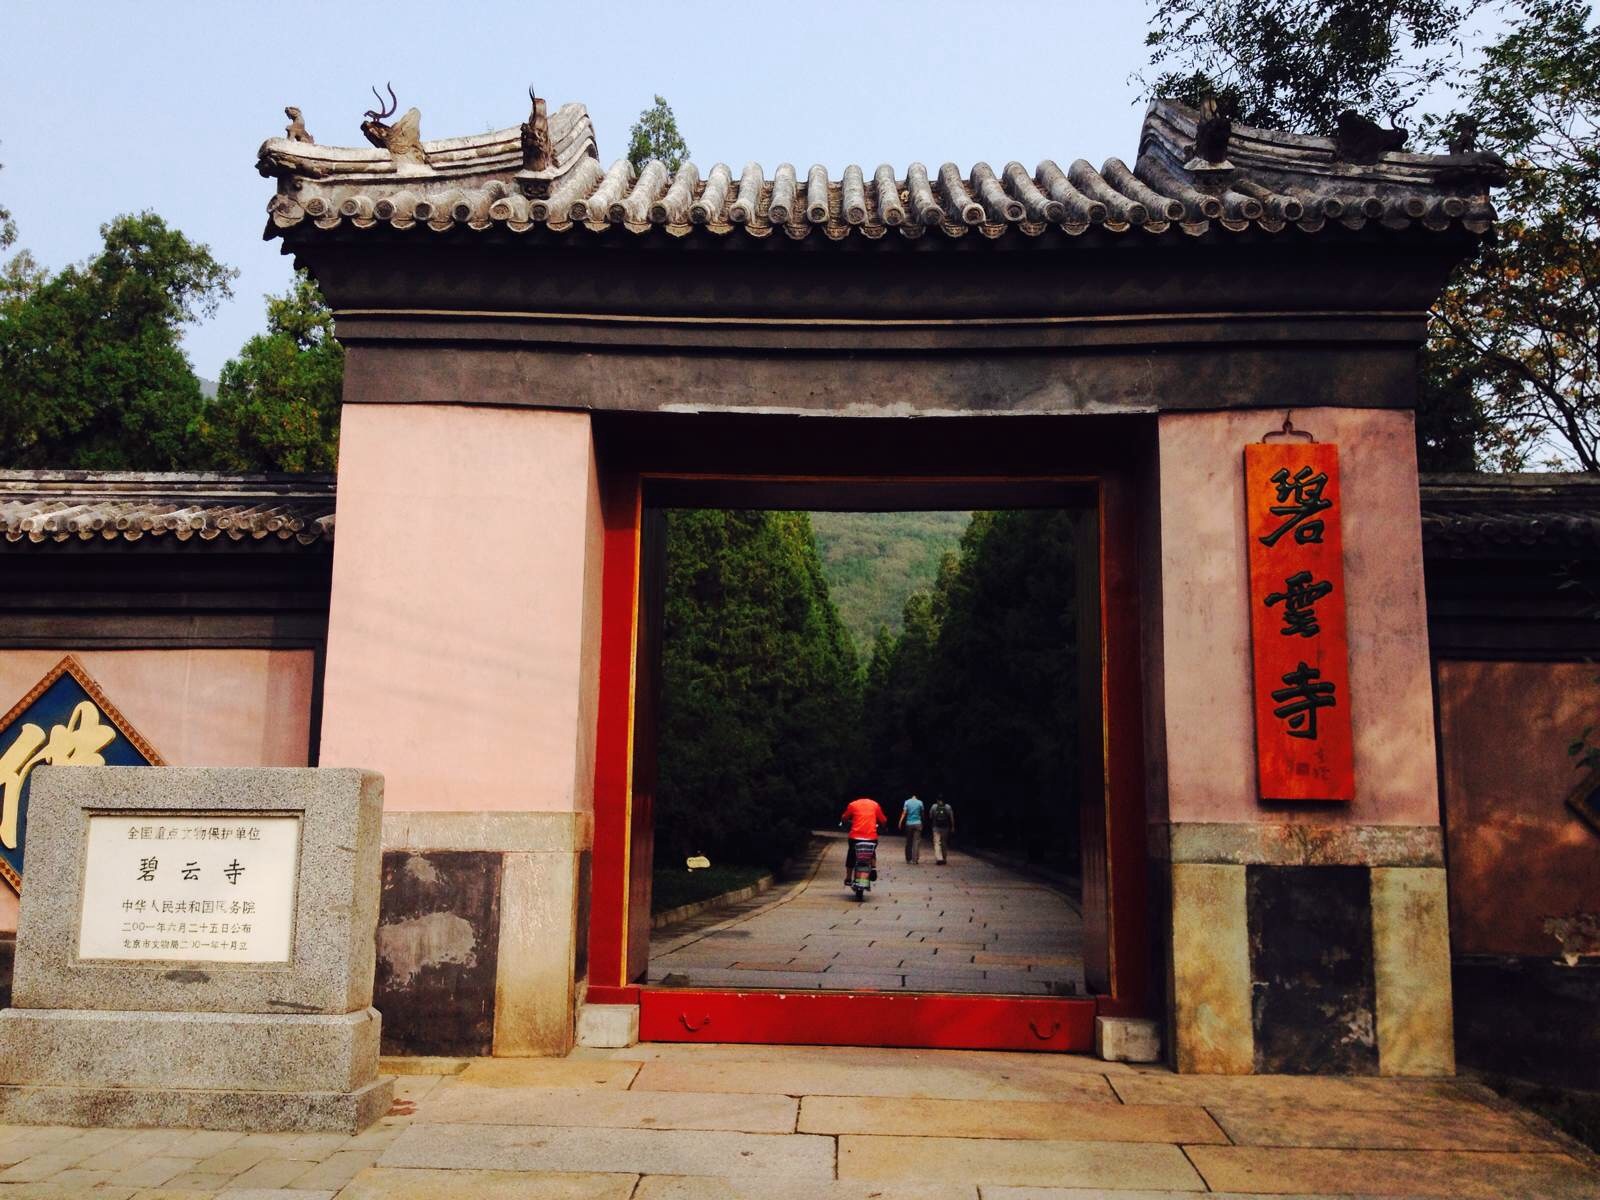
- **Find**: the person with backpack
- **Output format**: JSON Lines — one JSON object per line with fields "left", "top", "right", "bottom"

{"left": 929, "top": 797, "right": 955, "bottom": 865}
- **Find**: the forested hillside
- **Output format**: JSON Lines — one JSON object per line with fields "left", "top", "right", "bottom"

{"left": 809, "top": 511, "right": 968, "bottom": 647}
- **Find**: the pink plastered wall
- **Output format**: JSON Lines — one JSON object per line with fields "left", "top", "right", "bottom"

{"left": 318, "top": 404, "right": 604, "bottom": 814}
{"left": 1154, "top": 408, "right": 1439, "bottom": 827}
{"left": 0, "top": 647, "right": 318, "bottom": 929}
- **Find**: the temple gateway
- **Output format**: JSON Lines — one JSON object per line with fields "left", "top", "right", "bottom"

{"left": 0, "top": 92, "right": 1594, "bottom": 1085}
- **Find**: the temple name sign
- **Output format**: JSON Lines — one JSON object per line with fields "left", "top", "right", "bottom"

{"left": 77, "top": 814, "right": 301, "bottom": 963}
{"left": 1244, "top": 438, "right": 1356, "bottom": 803}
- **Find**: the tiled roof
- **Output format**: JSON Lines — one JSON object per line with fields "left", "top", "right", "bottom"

{"left": 3, "top": 472, "right": 1589, "bottom": 555}
{"left": 257, "top": 98, "right": 1503, "bottom": 244}
{"left": 0, "top": 473, "right": 335, "bottom": 547}
{"left": 1421, "top": 473, "right": 1600, "bottom": 557}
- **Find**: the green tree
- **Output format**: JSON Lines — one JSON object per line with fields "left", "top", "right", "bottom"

{"left": 1141, "top": 0, "right": 1476, "bottom": 133}
{"left": 0, "top": 212, "right": 235, "bottom": 469}
{"left": 201, "top": 271, "right": 343, "bottom": 473}
{"left": 0, "top": 154, "right": 43, "bottom": 305}
{"left": 864, "top": 511, "right": 1081, "bottom": 868}
{"left": 627, "top": 96, "right": 690, "bottom": 173}
{"left": 655, "top": 510, "right": 861, "bottom": 870}
{"left": 1142, "top": 0, "right": 1600, "bottom": 471}
{"left": 1430, "top": 0, "right": 1600, "bottom": 470}
{"left": 0, "top": 154, "right": 15, "bottom": 254}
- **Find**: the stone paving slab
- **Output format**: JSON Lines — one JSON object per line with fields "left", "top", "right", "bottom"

{"left": 374, "top": 1056, "right": 471, "bottom": 1077}
{"left": 1185, "top": 1145, "right": 1600, "bottom": 1198}
{"left": 421, "top": 1084, "right": 797, "bottom": 1132}
{"left": 982, "top": 1191, "right": 1443, "bottom": 1199}
{"left": 379, "top": 1123, "right": 837, "bottom": 1179}
{"left": 798, "top": 1095, "right": 1227, "bottom": 1143}
{"left": 650, "top": 969, "right": 844, "bottom": 990}
{"left": 569, "top": 1042, "right": 1133, "bottom": 1074}
{"left": 110, "top": 1157, "right": 207, "bottom": 1187}
{"left": 1109, "top": 1073, "right": 1489, "bottom": 1111}
{"left": 1208, "top": 1100, "right": 1567, "bottom": 1151}
{"left": 339, "top": 1166, "right": 636, "bottom": 1198}
{"left": 227, "top": 1157, "right": 332, "bottom": 1189}
{"left": 838, "top": 1134, "right": 1206, "bottom": 1191}
{"left": 633, "top": 1176, "right": 978, "bottom": 1199}
{"left": 630, "top": 1059, "right": 1119, "bottom": 1102}
{"left": 453, "top": 1059, "right": 640, "bottom": 1089}
{"left": 0, "top": 1049, "right": 1594, "bottom": 1199}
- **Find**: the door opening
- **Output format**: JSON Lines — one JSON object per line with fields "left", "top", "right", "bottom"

{"left": 583, "top": 417, "right": 1154, "bottom": 1051}
{"left": 645, "top": 506, "right": 1089, "bottom": 1009}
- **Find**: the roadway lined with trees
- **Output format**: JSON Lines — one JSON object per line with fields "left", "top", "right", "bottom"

{"left": 653, "top": 508, "right": 1083, "bottom": 881}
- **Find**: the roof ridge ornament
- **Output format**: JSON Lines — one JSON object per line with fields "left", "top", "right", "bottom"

{"left": 1183, "top": 95, "right": 1234, "bottom": 175}
{"left": 1333, "top": 110, "right": 1408, "bottom": 164}
{"left": 361, "top": 83, "right": 429, "bottom": 172}
{"left": 522, "top": 86, "right": 553, "bottom": 173}
{"left": 284, "top": 107, "right": 313, "bottom": 145}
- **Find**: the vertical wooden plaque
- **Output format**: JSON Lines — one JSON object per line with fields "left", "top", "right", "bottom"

{"left": 1244, "top": 442, "right": 1355, "bottom": 802}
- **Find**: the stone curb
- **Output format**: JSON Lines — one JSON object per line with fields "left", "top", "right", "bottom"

{"left": 650, "top": 874, "right": 775, "bottom": 931}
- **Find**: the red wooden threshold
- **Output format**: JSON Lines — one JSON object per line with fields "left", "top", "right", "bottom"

{"left": 638, "top": 988, "right": 1095, "bottom": 1053}
{"left": 585, "top": 984, "right": 642, "bottom": 1006}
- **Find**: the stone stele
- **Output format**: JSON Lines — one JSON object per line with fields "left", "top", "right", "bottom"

{"left": 0, "top": 766, "right": 393, "bottom": 1132}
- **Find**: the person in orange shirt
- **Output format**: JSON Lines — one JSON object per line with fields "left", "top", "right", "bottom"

{"left": 840, "top": 796, "right": 887, "bottom": 885}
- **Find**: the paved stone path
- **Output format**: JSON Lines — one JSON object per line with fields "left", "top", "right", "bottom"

{"left": 648, "top": 832, "right": 1086, "bottom": 995}
{"left": 1, "top": 1046, "right": 1596, "bottom": 1197}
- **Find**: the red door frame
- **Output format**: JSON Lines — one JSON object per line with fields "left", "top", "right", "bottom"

{"left": 584, "top": 418, "right": 1153, "bottom": 1050}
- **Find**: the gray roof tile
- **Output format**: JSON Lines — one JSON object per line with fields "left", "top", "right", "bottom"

{"left": 0, "top": 473, "right": 334, "bottom": 547}
{"left": 257, "top": 99, "right": 1505, "bottom": 245}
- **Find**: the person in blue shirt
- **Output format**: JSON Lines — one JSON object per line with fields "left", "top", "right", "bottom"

{"left": 898, "top": 794, "right": 925, "bottom": 864}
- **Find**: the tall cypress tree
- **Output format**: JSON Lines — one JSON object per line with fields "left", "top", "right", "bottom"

{"left": 864, "top": 511, "right": 1081, "bottom": 869}
{"left": 655, "top": 510, "right": 861, "bottom": 869}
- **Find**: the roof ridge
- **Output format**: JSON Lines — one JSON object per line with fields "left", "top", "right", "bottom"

{"left": 256, "top": 95, "right": 1503, "bottom": 244}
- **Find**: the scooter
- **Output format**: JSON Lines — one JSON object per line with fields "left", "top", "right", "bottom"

{"left": 848, "top": 838, "right": 878, "bottom": 901}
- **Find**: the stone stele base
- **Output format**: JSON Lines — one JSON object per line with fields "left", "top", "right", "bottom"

{"left": 0, "top": 1078, "right": 392, "bottom": 1134}
{"left": 0, "top": 1004, "right": 394, "bottom": 1133}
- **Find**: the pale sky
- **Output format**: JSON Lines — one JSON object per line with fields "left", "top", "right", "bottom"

{"left": 1, "top": 1, "right": 1157, "bottom": 378}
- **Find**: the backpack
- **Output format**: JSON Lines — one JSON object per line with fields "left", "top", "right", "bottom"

{"left": 931, "top": 802, "right": 952, "bottom": 829}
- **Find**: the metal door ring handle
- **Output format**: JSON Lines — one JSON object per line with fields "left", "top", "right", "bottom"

{"left": 680, "top": 1013, "right": 712, "bottom": 1032}
{"left": 1029, "top": 1020, "right": 1061, "bottom": 1040}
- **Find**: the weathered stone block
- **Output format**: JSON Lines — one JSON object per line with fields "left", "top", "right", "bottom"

{"left": 378, "top": 811, "right": 590, "bottom": 1059}
{"left": 376, "top": 850, "right": 501, "bottom": 1057}
{"left": 0, "top": 1007, "right": 380, "bottom": 1092}
{"left": 1372, "top": 866, "right": 1455, "bottom": 1076}
{"left": 577, "top": 1003, "right": 639, "bottom": 1049}
{"left": 16, "top": 767, "right": 383, "bottom": 1016}
{"left": 0, "top": 1077, "right": 392, "bottom": 1133}
{"left": 1246, "top": 864, "right": 1377, "bottom": 1074}
{"left": 1095, "top": 1015, "right": 1160, "bottom": 1063}
{"left": 494, "top": 850, "right": 580, "bottom": 1056}
{"left": 1169, "top": 862, "right": 1253, "bottom": 1074}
